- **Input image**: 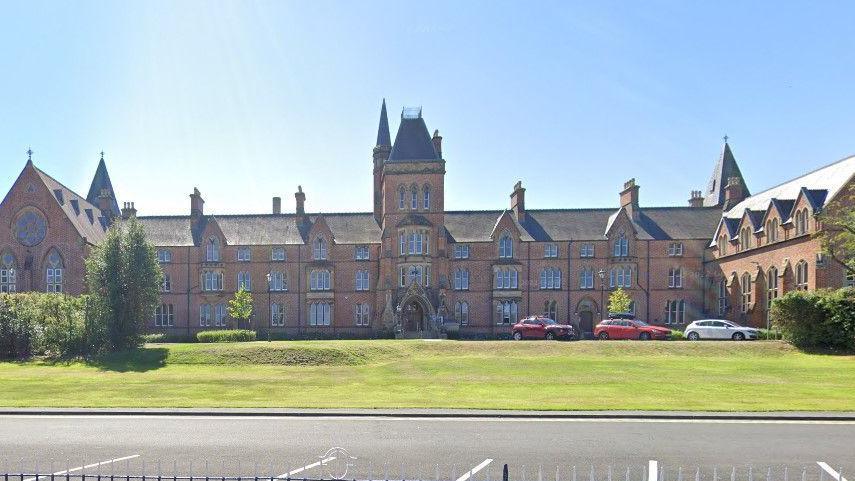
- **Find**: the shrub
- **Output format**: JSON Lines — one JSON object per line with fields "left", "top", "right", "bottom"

{"left": 142, "top": 333, "right": 166, "bottom": 343}
{"left": 196, "top": 329, "right": 256, "bottom": 343}
{"left": 771, "top": 288, "right": 855, "bottom": 351}
{"left": 670, "top": 329, "right": 685, "bottom": 341}
{"left": 0, "top": 293, "right": 101, "bottom": 359}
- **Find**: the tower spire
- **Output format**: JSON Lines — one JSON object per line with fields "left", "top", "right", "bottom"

{"left": 376, "top": 98, "right": 391, "bottom": 147}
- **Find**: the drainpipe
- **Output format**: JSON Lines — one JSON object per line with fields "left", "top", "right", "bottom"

{"left": 186, "top": 246, "right": 191, "bottom": 339}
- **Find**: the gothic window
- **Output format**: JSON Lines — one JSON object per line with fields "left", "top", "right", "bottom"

{"left": 741, "top": 272, "right": 752, "bottom": 313}
{"left": 310, "top": 269, "right": 331, "bottom": 291}
{"left": 496, "top": 300, "right": 519, "bottom": 324}
{"left": 1, "top": 252, "right": 17, "bottom": 293}
{"left": 401, "top": 230, "right": 430, "bottom": 256}
{"left": 739, "top": 228, "right": 751, "bottom": 251}
{"left": 355, "top": 303, "right": 370, "bottom": 326}
{"left": 423, "top": 185, "right": 431, "bottom": 210}
{"left": 498, "top": 234, "right": 513, "bottom": 258}
{"left": 613, "top": 233, "right": 629, "bottom": 257}
{"left": 411, "top": 185, "right": 418, "bottom": 210}
{"left": 718, "top": 235, "right": 728, "bottom": 256}
{"left": 796, "top": 260, "right": 809, "bottom": 290}
{"left": 765, "top": 219, "right": 779, "bottom": 244}
{"left": 398, "top": 187, "right": 406, "bottom": 210}
{"left": 795, "top": 209, "right": 809, "bottom": 236}
{"left": 45, "top": 249, "right": 64, "bottom": 293}
{"left": 202, "top": 270, "right": 223, "bottom": 291}
{"left": 206, "top": 237, "right": 220, "bottom": 262}
{"left": 271, "top": 303, "right": 286, "bottom": 327}
{"left": 718, "top": 278, "right": 728, "bottom": 315}
{"left": 313, "top": 237, "right": 327, "bottom": 260}
{"left": 237, "top": 271, "right": 251, "bottom": 291}
{"left": 543, "top": 300, "right": 557, "bottom": 320}
{"left": 269, "top": 271, "right": 287, "bottom": 291}
{"left": 454, "top": 301, "right": 470, "bottom": 326}
{"left": 309, "top": 302, "right": 332, "bottom": 326}
{"left": 767, "top": 267, "right": 779, "bottom": 319}
{"left": 539, "top": 267, "right": 561, "bottom": 289}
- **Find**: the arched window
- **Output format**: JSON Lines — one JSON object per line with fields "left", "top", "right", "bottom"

{"left": 411, "top": 185, "right": 419, "bottom": 210}
{"left": 455, "top": 301, "right": 470, "bottom": 325}
{"left": 496, "top": 300, "right": 519, "bottom": 324}
{"left": 796, "top": 260, "right": 809, "bottom": 290}
{"left": 766, "top": 219, "right": 779, "bottom": 244}
{"left": 269, "top": 270, "right": 287, "bottom": 291}
{"left": 45, "top": 249, "right": 63, "bottom": 293}
{"left": 795, "top": 209, "right": 809, "bottom": 236}
{"left": 718, "top": 235, "right": 728, "bottom": 256}
{"left": 739, "top": 228, "right": 751, "bottom": 251}
{"left": 741, "top": 272, "right": 752, "bottom": 313}
{"left": 206, "top": 237, "right": 220, "bottom": 262}
{"left": 718, "top": 279, "right": 728, "bottom": 315}
{"left": 453, "top": 268, "right": 470, "bottom": 290}
{"left": 423, "top": 185, "right": 431, "bottom": 210}
{"left": 313, "top": 237, "right": 327, "bottom": 260}
{"left": 543, "top": 300, "right": 557, "bottom": 320}
{"left": 309, "top": 302, "right": 332, "bottom": 326}
{"left": 539, "top": 268, "right": 561, "bottom": 289}
{"left": 613, "top": 233, "right": 629, "bottom": 257}
{"left": 398, "top": 186, "right": 406, "bottom": 210}
{"left": 237, "top": 271, "right": 251, "bottom": 291}
{"left": 271, "top": 303, "right": 286, "bottom": 327}
{"left": 0, "top": 252, "right": 17, "bottom": 293}
{"left": 767, "top": 267, "right": 779, "bottom": 321}
{"left": 310, "top": 269, "right": 331, "bottom": 291}
{"left": 498, "top": 234, "right": 513, "bottom": 258}
{"left": 202, "top": 270, "right": 223, "bottom": 291}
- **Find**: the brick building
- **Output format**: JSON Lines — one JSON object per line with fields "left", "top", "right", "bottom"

{"left": 2, "top": 102, "right": 853, "bottom": 338}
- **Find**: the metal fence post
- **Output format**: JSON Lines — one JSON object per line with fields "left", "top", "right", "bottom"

{"left": 503, "top": 465, "right": 509, "bottom": 481}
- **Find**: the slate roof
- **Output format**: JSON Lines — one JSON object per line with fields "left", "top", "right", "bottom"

{"left": 376, "top": 99, "right": 391, "bottom": 147}
{"left": 387, "top": 115, "right": 440, "bottom": 162}
{"left": 85, "top": 158, "right": 121, "bottom": 217}
{"left": 34, "top": 166, "right": 110, "bottom": 245}
{"left": 704, "top": 142, "right": 750, "bottom": 207}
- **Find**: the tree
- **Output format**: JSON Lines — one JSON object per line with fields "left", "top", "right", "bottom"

{"left": 819, "top": 190, "right": 855, "bottom": 276}
{"left": 86, "top": 217, "right": 162, "bottom": 351}
{"left": 227, "top": 288, "right": 253, "bottom": 330}
{"left": 608, "top": 287, "right": 632, "bottom": 315}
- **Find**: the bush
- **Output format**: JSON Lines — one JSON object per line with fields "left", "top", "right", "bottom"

{"left": 670, "top": 329, "right": 685, "bottom": 341}
{"left": 771, "top": 288, "right": 855, "bottom": 351}
{"left": 0, "top": 293, "right": 101, "bottom": 359}
{"left": 142, "top": 333, "right": 166, "bottom": 343}
{"left": 196, "top": 329, "right": 256, "bottom": 343}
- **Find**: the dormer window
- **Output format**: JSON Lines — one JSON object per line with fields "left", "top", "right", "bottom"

{"left": 499, "top": 234, "right": 513, "bottom": 258}
{"left": 313, "top": 237, "right": 327, "bottom": 260}
{"left": 766, "top": 219, "right": 779, "bottom": 243}
{"left": 206, "top": 237, "right": 220, "bottom": 262}
{"left": 613, "top": 233, "right": 628, "bottom": 257}
{"left": 739, "top": 228, "right": 751, "bottom": 251}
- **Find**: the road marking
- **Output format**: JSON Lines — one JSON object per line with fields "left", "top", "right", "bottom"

{"left": 817, "top": 462, "right": 848, "bottom": 481}
{"left": 648, "top": 461, "right": 658, "bottom": 481}
{"left": 276, "top": 457, "right": 336, "bottom": 479}
{"left": 22, "top": 455, "right": 140, "bottom": 481}
{"left": 456, "top": 459, "right": 493, "bottom": 481}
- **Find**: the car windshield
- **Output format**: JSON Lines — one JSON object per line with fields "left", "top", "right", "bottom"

{"left": 543, "top": 319, "right": 557, "bottom": 325}
{"left": 633, "top": 320, "right": 649, "bottom": 326}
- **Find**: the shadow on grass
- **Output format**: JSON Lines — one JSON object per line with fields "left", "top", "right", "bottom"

{"left": 86, "top": 347, "right": 169, "bottom": 372}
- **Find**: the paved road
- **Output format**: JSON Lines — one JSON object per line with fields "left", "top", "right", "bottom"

{"left": 0, "top": 415, "right": 852, "bottom": 481}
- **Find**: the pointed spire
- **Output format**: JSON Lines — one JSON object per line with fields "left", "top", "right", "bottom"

{"left": 86, "top": 152, "right": 121, "bottom": 217}
{"left": 376, "top": 98, "right": 391, "bottom": 147}
{"left": 703, "top": 138, "right": 749, "bottom": 207}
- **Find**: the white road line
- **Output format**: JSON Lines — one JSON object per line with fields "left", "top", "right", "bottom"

{"left": 22, "top": 455, "right": 140, "bottom": 481}
{"left": 276, "top": 457, "right": 336, "bottom": 479}
{"left": 455, "top": 459, "right": 493, "bottom": 481}
{"left": 648, "top": 461, "right": 659, "bottom": 481}
{"left": 817, "top": 462, "right": 848, "bottom": 481}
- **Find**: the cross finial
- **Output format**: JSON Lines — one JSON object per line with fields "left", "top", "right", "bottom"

{"left": 100, "top": 150, "right": 105, "bottom": 161}
{"left": 26, "top": 147, "right": 33, "bottom": 161}
{"left": 723, "top": 134, "right": 729, "bottom": 143}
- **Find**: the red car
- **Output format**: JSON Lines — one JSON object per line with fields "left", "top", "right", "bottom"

{"left": 512, "top": 316, "right": 577, "bottom": 340}
{"left": 594, "top": 318, "right": 671, "bottom": 340}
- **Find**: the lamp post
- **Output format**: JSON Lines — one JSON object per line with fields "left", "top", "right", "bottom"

{"left": 266, "top": 272, "right": 272, "bottom": 342}
{"left": 598, "top": 268, "right": 606, "bottom": 320}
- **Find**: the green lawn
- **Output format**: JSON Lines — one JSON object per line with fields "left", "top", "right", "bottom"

{"left": 1, "top": 340, "right": 853, "bottom": 411}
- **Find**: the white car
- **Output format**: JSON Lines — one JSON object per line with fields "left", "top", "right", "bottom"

{"left": 684, "top": 319, "right": 760, "bottom": 341}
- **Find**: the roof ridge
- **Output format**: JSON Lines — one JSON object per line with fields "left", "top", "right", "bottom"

{"left": 737, "top": 154, "right": 855, "bottom": 202}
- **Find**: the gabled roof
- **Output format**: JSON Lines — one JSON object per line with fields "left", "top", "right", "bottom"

{"left": 387, "top": 114, "right": 440, "bottom": 162}
{"left": 34, "top": 166, "right": 109, "bottom": 244}
{"left": 801, "top": 188, "right": 828, "bottom": 213}
{"left": 85, "top": 157, "right": 120, "bottom": 217}
{"left": 704, "top": 142, "right": 749, "bottom": 207}
{"left": 743, "top": 209, "right": 765, "bottom": 232}
{"left": 376, "top": 99, "right": 391, "bottom": 147}
{"left": 766, "top": 198, "right": 795, "bottom": 222}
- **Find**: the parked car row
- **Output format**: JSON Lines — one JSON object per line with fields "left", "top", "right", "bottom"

{"left": 511, "top": 316, "right": 759, "bottom": 341}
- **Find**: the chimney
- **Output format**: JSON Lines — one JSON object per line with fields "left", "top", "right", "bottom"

{"left": 723, "top": 177, "right": 745, "bottom": 210}
{"left": 190, "top": 187, "right": 204, "bottom": 218}
{"left": 295, "top": 186, "right": 306, "bottom": 223}
{"left": 510, "top": 181, "right": 526, "bottom": 222}
{"left": 688, "top": 190, "right": 704, "bottom": 208}
{"left": 432, "top": 129, "right": 443, "bottom": 158}
{"left": 272, "top": 196, "right": 282, "bottom": 215}
{"left": 121, "top": 202, "right": 137, "bottom": 220}
{"left": 97, "top": 188, "right": 114, "bottom": 219}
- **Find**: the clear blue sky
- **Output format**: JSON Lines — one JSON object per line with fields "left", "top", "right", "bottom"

{"left": 2, "top": 1, "right": 854, "bottom": 215}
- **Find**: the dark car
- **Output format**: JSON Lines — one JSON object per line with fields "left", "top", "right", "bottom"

{"left": 512, "top": 316, "right": 577, "bottom": 340}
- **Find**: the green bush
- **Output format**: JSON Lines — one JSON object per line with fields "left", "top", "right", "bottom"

{"left": 771, "top": 288, "right": 855, "bottom": 351}
{"left": 196, "top": 329, "right": 256, "bottom": 343}
{"left": 142, "top": 333, "right": 166, "bottom": 343}
{"left": 0, "top": 293, "right": 102, "bottom": 359}
{"left": 670, "top": 329, "right": 685, "bottom": 341}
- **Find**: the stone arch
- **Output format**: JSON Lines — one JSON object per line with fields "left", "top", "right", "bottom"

{"left": 575, "top": 296, "right": 599, "bottom": 338}
{"left": 397, "top": 290, "right": 435, "bottom": 333}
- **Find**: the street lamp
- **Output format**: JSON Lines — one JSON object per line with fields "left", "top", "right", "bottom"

{"left": 598, "top": 268, "right": 606, "bottom": 320}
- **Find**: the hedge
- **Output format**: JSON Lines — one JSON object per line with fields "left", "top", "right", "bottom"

{"left": 196, "top": 329, "right": 256, "bottom": 343}
{"left": 0, "top": 293, "right": 101, "bottom": 359}
{"left": 771, "top": 288, "right": 855, "bottom": 351}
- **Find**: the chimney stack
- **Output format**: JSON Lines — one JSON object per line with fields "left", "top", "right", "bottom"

{"left": 723, "top": 177, "right": 745, "bottom": 210}
{"left": 688, "top": 190, "right": 704, "bottom": 208}
{"left": 190, "top": 187, "right": 205, "bottom": 218}
{"left": 121, "top": 202, "right": 137, "bottom": 220}
{"left": 295, "top": 186, "right": 306, "bottom": 223}
{"left": 432, "top": 129, "right": 443, "bottom": 158}
{"left": 272, "top": 196, "right": 282, "bottom": 215}
{"left": 510, "top": 181, "right": 526, "bottom": 222}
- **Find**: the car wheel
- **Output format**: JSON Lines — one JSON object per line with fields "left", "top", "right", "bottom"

{"left": 598, "top": 331, "right": 609, "bottom": 340}
{"left": 512, "top": 331, "right": 523, "bottom": 341}
{"left": 545, "top": 332, "right": 556, "bottom": 341}
{"left": 687, "top": 331, "right": 700, "bottom": 341}
{"left": 639, "top": 332, "right": 651, "bottom": 341}
{"left": 732, "top": 332, "right": 745, "bottom": 341}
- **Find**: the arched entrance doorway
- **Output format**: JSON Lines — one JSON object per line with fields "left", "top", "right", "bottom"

{"left": 402, "top": 300, "right": 426, "bottom": 332}
{"left": 579, "top": 311, "right": 594, "bottom": 338}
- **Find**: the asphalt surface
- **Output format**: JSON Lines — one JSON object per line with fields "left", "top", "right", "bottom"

{"left": 0, "top": 415, "right": 852, "bottom": 481}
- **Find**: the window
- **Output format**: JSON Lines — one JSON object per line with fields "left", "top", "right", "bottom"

{"left": 543, "top": 300, "right": 557, "bottom": 320}
{"left": 453, "top": 268, "right": 470, "bottom": 290}
{"left": 271, "top": 303, "right": 286, "bottom": 327}
{"left": 767, "top": 267, "right": 779, "bottom": 317}
{"left": 766, "top": 219, "right": 779, "bottom": 244}
{"left": 271, "top": 247, "right": 285, "bottom": 261}
{"left": 237, "top": 247, "right": 251, "bottom": 262}
{"left": 202, "top": 270, "right": 223, "bottom": 291}
{"left": 156, "top": 249, "right": 172, "bottom": 263}
{"left": 668, "top": 268, "right": 682, "bottom": 289}
{"left": 796, "top": 260, "right": 808, "bottom": 291}
{"left": 161, "top": 274, "right": 172, "bottom": 292}
{"left": 355, "top": 245, "right": 370, "bottom": 260}
{"left": 496, "top": 300, "right": 519, "bottom": 324}
{"left": 411, "top": 185, "right": 418, "bottom": 210}
{"left": 398, "top": 187, "right": 406, "bottom": 210}
{"left": 1, "top": 253, "right": 17, "bottom": 293}
{"left": 310, "top": 269, "right": 331, "bottom": 291}
{"left": 739, "top": 228, "right": 751, "bottom": 251}
{"left": 154, "top": 303, "right": 174, "bottom": 327}
{"left": 313, "top": 237, "right": 327, "bottom": 260}
{"left": 453, "top": 244, "right": 470, "bottom": 259}
{"left": 544, "top": 244, "right": 558, "bottom": 258}
{"left": 613, "top": 233, "right": 629, "bottom": 257}
{"left": 540, "top": 267, "right": 561, "bottom": 289}
{"left": 847, "top": 272, "right": 855, "bottom": 288}
{"left": 795, "top": 209, "right": 809, "bottom": 236}
{"left": 355, "top": 303, "right": 370, "bottom": 326}
{"left": 454, "top": 301, "right": 470, "bottom": 326}
{"left": 495, "top": 268, "right": 519, "bottom": 289}
{"left": 499, "top": 235, "right": 513, "bottom": 258}
{"left": 580, "top": 244, "right": 594, "bottom": 258}
{"left": 718, "top": 279, "right": 728, "bottom": 315}
{"left": 309, "top": 302, "right": 331, "bottom": 326}
{"left": 667, "top": 242, "right": 683, "bottom": 257}
{"left": 199, "top": 304, "right": 212, "bottom": 327}
{"left": 355, "top": 270, "right": 370, "bottom": 291}
{"left": 423, "top": 185, "right": 431, "bottom": 210}
{"left": 269, "top": 271, "right": 287, "bottom": 291}
{"left": 237, "top": 271, "right": 251, "bottom": 291}
{"left": 206, "top": 238, "right": 220, "bottom": 262}
{"left": 579, "top": 268, "right": 594, "bottom": 289}
{"left": 45, "top": 249, "right": 63, "bottom": 293}
{"left": 665, "top": 300, "right": 685, "bottom": 325}
{"left": 401, "top": 265, "right": 430, "bottom": 287}
{"left": 401, "top": 230, "right": 430, "bottom": 256}
{"left": 741, "top": 272, "right": 752, "bottom": 313}
{"left": 214, "top": 303, "right": 226, "bottom": 327}
{"left": 718, "top": 235, "right": 728, "bottom": 256}
{"left": 609, "top": 266, "right": 632, "bottom": 288}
